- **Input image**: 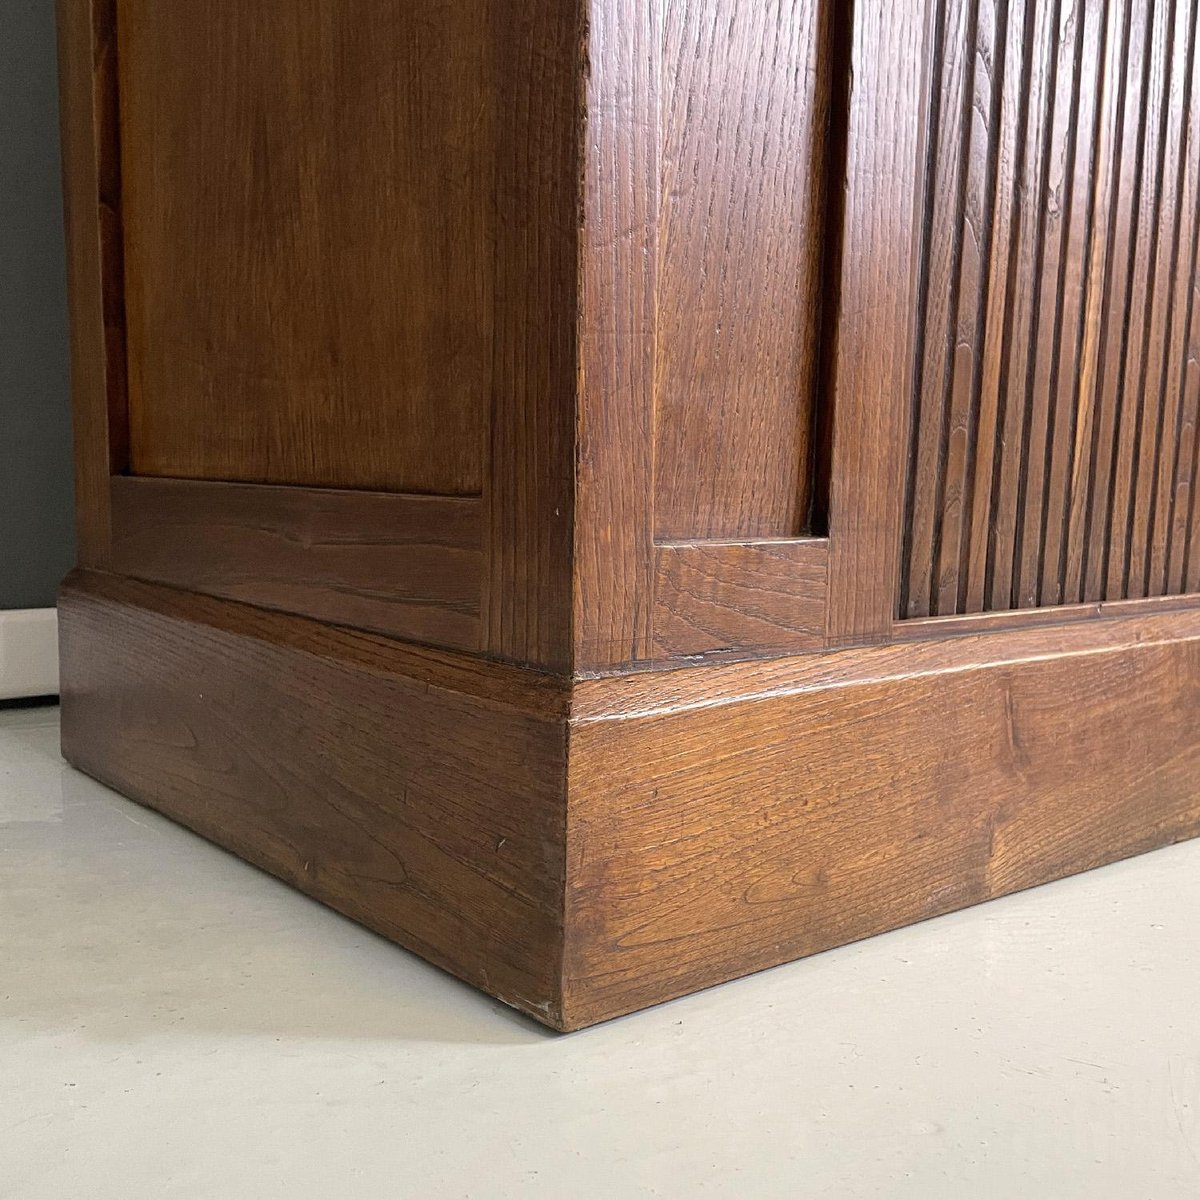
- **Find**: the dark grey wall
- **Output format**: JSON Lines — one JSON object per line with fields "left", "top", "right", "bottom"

{"left": 1, "top": 0, "right": 75, "bottom": 610}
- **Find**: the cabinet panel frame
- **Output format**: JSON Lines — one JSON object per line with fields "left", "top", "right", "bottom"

{"left": 575, "top": 0, "right": 933, "bottom": 669}
{"left": 57, "top": 0, "right": 580, "bottom": 661}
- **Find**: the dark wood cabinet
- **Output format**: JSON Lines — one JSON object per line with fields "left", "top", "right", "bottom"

{"left": 58, "top": 0, "right": 1200, "bottom": 1029}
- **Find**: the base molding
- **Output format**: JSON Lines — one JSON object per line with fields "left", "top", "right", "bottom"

{"left": 0, "top": 607, "right": 59, "bottom": 700}
{"left": 59, "top": 570, "right": 1200, "bottom": 1030}
{"left": 564, "top": 608, "right": 1200, "bottom": 1026}
{"left": 58, "top": 570, "right": 571, "bottom": 1026}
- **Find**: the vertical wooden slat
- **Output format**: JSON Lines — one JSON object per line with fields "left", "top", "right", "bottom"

{"left": 1014, "top": 0, "right": 1083, "bottom": 610}
{"left": 1084, "top": 0, "right": 1155, "bottom": 602}
{"left": 904, "top": 0, "right": 974, "bottom": 619}
{"left": 1040, "top": 0, "right": 1109, "bottom": 607}
{"left": 988, "top": 0, "right": 1060, "bottom": 610}
{"left": 964, "top": 0, "right": 1032, "bottom": 613}
{"left": 1063, "top": 0, "right": 1131, "bottom": 602}
{"left": 1166, "top": 217, "right": 1200, "bottom": 590}
{"left": 1106, "top": 0, "right": 1174, "bottom": 598}
{"left": 934, "top": 0, "right": 1005, "bottom": 616}
{"left": 1167, "top": 25, "right": 1200, "bottom": 593}
{"left": 1127, "top": 0, "right": 1195, "bottom": 596}
{"left": 1147, "top": 0, "right": 1200, "bottom": 593}
{"left": 1183, "top": 254, "right": 1200, "bottom": 585}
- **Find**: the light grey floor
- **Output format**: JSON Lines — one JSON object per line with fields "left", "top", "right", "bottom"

{"left": 2, "top": 703, "right": 1199, "bottom": 1199}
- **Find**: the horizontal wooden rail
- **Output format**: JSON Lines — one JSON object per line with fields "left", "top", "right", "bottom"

{"left": 109, "top": 476, "right": 483, "bottom": 651}
{"left": 652, "top": 539, "right": 829, "bottom": 659}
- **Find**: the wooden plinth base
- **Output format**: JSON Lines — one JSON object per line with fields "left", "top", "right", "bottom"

{"left": 59, "top": 570, "right": 1200, "bottom": 1031}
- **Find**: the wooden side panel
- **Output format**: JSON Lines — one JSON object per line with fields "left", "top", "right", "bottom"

{"left": 117, "top": 0, "right": 494, "bottom": 495}
{"left": 109, "top": 477, "right": 483, "bottom": 650}
{"left": 61, "top": 0, "right": 580, "bottom": 670}
{"left": 59, "top": 571, "right": 569, "bottom": 1026}
{"left": 902, "top": 0, "right": 1200, "bottom": 618}
{"left": 565, "top": 607, "right": 1200, "bottom": 1028}
{"left": 652, "top": 0, "right": 830, "bottom": 541}
{"left": 56, "top": 0, "right": 125, "bottom": 566}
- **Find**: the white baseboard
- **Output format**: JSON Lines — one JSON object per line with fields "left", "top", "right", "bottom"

{"left": 0, "top": 608, "right": 59, "bottom": 700}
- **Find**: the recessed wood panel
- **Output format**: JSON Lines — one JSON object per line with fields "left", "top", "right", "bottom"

{"left": 902, "top": 0, "right": 1200, "bottom": 618}
{"left": 652, "top": 0, "right": 831, "bottom": 541}
{"left": 117, "top": 0, "right": 494, "bottom": 494}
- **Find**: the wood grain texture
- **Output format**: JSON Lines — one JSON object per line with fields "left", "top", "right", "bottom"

{"left": 481, "top": 0, "right": 581, "bottom": 669}
{"left": 575, "top": 592, "right": 1200, "bottom": 715}
{"left": 576, "top": 0, "right": 841, "bottom": 669}
{"left": 59, "top": 572, "right": 1200, "bottom": 1031}
{"left": 652, "top": 0, "right": 830, "bottom": 541}
{"left": 900, "top": 589, "right": 1200, "bottom": 640}
{"left": 1126, "top": 0, "right": 1199, "bottom": 599}
{"left": 55, "top": 0, "right": 126, "bottom": 567}
{"left": 117, "top": 0, "right": 493, "bottom": 495}
{"left": 574, "top": 0, "right": 657, "bottom": 670}
{"left": 903, "top": 0, "right": 1200, "bottom": 618}
{"left": 109, "top": 477, "right": 483, "bottom": 651}
{"left": 57, "top": 0, "right": 1200, "bottom": 1032}
{"left": 824, "top": 0, "right": 930, "bottom": 644}
{"left": 652, "top": 541, "right": 828, "bottom": 659}
{"left": 59, "top": 570, "right": 570, "bottom": 1026}
{"left": 564, "top": 603, "right": 1200, "bottom": 1028}
{"left": 75, "top": 0, "right": 581, "bottom": 671}
{"left": 584, "top": 0, "right": 929, "bottom": 664}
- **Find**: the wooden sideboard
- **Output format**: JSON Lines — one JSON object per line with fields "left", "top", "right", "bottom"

{"left": 57, "top": 0, "right": 1200, "bottom": 1030}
